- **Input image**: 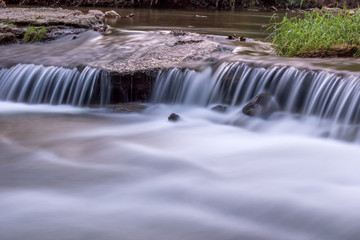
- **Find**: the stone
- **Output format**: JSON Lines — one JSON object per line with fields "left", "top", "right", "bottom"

{"left": 270, "top": 6, "right": 278, "bottom": 11}
{"left": 168, "top": 113, "right": 180, "bottom": 122}
{"left": 0, "top": 32, "right": 16, "bottom": 44}
{"left": 242, "top": 92, "right": 279, "bottom": 118}
{"left": 105, "top": 10, "right": 120, "bottom": 18}
{"left": 211, "top": 105, "right": 227, "bottom": 112}
{"left": 88, "top": 9, "right": 105, "bottom": 18}
{"left": 113, "top": 103, "right": 147, "bottom": 113}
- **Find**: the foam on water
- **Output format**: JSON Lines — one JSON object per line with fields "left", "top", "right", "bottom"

{"left": 0, "top": 104, "right": 360, "bottom": 240}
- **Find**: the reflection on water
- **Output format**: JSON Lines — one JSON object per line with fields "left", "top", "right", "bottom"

{"left": 96, "top": 8, "right": 274, "bottom": 39}
{"left": 1, "top": 103, "right": 360, "bottom": 240}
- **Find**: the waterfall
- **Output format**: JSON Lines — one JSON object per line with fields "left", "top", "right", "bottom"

{"left": 0, "top": 64, "right": 111, "bottom": 106}
{"left": 152, "top": 62, "right": 360, "bottom": 141}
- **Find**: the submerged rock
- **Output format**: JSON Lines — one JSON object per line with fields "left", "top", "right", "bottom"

{"left": 211, "top": 105, "right": 227, "bottom": 112}
{"left": 113, "top": 103, "right": 147, "bottom": 113}
{"left": 242, "top": 92, "right": 279, "bottom": 118}
{"left": 168, "top": 113, "right": 180, "bottom": 122}
{"left": 105, "top": 10, "right": 120, "bottom": 18}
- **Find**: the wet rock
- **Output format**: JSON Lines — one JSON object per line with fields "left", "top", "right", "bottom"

{"left": 168, "top": 113, "right": 180, "bottom": 122}
{"left": 88, "top": 9, "right": 105, "bottom": 19}
{"left": 242, "top": 92, "right": 279, "bottom": 118}
{"left": 113, "top": 103, "right": 147, "bottom": 113}
{"left": 174, "top": 40, "right": 203, "bottom": 46}
{"left": 105, "top": 10, "right": 120, "bottom": 18}
{"left": 270, "top": 6, "right": 278, "bottom": 11}
{"left": 171, "top": 30, "right": 187, "bottom": 36}
{"left": 227, "top": 34, "right": 246, "bottom": 41}
{"left": 0, "top": 23, "right": 22, "bottom": 44}
{"left": 211, "top": 105, "right": 227, "bottom": 112}
{"left": 0, "top": 32, "right": 16, "bottom": 44}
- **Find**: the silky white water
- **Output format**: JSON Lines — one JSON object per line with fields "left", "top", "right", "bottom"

{"left": 0, "top": 102, "right": 360, "bottom": 240}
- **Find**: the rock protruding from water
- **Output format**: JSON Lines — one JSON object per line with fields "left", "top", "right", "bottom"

{"left": 105, "top": 10, "right": 120, "bottom": 18}
{"left": 242, "top": 93, "right": 279, "bottom": 118}
{"left": 88, "top": 9, "right": 105, "bottom": 19}
{"left": 168, "top": 113, "right": 180, "bottom": 122}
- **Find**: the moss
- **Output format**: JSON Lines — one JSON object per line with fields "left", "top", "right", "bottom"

{"left": 23, "top": 26, "right": 46, "bottom": 43}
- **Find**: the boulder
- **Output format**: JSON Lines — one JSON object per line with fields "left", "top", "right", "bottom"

{"left": 88, "top": 9, "right": 105, "bottom": 19}
{"left": 105, "top": 10, "right": 120, "bottom": 18}
{"left": 168, "top": 113, "right": 180, "bottom": 122}
{"left": 242, "top": 92, "right": 279, "bottom": 118}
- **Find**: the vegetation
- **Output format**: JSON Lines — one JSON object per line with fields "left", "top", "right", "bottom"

{"left": 23, "top": 26, "right": 46, "bottom": 43}
{"left": 268, "top": 8, "right": 360, "bottom": 57}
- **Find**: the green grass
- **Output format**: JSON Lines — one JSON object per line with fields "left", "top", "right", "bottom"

{"left": 23, "top": 27, "right": 47, "bottom": 43}
{"left": 268, "top": 8, "right": 360, "bottom": 57}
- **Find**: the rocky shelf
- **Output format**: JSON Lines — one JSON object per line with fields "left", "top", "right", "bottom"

{"left": 0, "top": 7, "right": 105, "bottom": 44}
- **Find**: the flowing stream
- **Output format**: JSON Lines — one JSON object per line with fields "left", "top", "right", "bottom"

{"left": 1, "top": 8, "right": 360, "bottom": 240}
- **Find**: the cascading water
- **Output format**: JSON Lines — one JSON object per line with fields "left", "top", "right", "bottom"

{"left": 152, "top": 62, "right": 360, "bottom": 141}
{"left": 0, "top": 64, "right": 111, "bottom": 106}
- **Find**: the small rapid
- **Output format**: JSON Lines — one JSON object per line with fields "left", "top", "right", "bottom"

{"left": 152, "top": 62, "right": 360, "bottom": 141}
{"left": 0, "top": 64, "right": 111, "bottom": 106}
